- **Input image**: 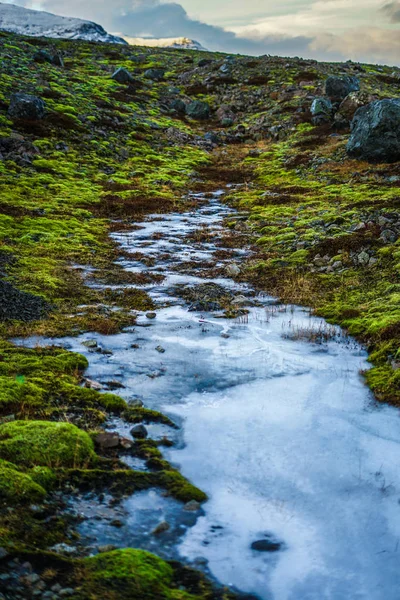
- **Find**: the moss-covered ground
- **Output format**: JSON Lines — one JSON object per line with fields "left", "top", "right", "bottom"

{"left": 0, "top": 27, "right": 399, "bottom": 597}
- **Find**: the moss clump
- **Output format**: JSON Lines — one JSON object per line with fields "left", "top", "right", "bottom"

{"left": 0, "top": 421, "right": 97, "bottom": 468}
{"left": 78, "top": 549, "right": 175, "bottom": 600}
{"left": 159, "top": 471, "right": 207, "bottom": 503}
{"left": 0, "top": 459, "right": 46, "bottom": 503}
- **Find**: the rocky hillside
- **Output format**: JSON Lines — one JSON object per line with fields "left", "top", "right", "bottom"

{"left": 0, "top": 2, "right": 127, "bottom": 44}
{"left": 0, "top": 27, "right": 399, "bottom": 597}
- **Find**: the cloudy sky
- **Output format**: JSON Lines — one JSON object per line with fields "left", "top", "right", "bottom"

{"left": 9, "top": 0, "right": 400, "bottom": 65}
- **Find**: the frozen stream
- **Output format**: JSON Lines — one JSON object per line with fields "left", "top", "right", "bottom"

{"left": 18, "top": 192, "right": 400, "bottom": 599}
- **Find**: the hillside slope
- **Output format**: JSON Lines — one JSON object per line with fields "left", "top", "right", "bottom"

{"left": 0, "top": 28, "right": 398, "bottom": 595}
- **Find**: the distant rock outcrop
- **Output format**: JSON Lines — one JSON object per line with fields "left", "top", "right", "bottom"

{"left": 0, "top": 2, "right": 127, "bottom": 45}
{"left": 125, "top": 36, "right": 208, "bottom": 51}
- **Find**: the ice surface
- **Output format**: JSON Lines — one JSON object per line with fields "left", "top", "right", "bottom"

{"left": 16, "top": 193, "right": 400, "bottom": 599}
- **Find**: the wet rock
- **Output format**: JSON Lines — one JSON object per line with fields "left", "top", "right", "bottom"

{"left": 146, "top": 312, "right": 157, "bottom": 319}
{"left": 103, "top": 380, "right": 125, "bottom": 390}
{"left": 144, "top": 68, "right": 165, "bottom": 81}
{"left": 325, "top": 75, "right": 360, "bottom": 101}
{"left": 110, "top": 519, "right": 124, "bottom": 528}
{"left": 130, "top": 424, "right": 148, "bottom": 439}
{"left": 84, "top": 379, "right": 103, "bottom": 392}
{"left": 251, "top": 536, "right": 282, "bottom": 552}
{"left": 129, "top": 398, "right": 144, "bottom": 408}
{"left": 168, "top": 98, "right": 186, "bottom": 115}
{"left": 310, "top": 97, "right": 333, "bottom": 125}
{"left": 8, "top": 93, "right": 45, "bottom": 121}
{"left": 184, "top": 500, "right": 201, "bottom": 512}
{"left": 347, "top": 99, "right": 400, "bottom": 162}
{"left": 95, "top": 432, "right": 120, "bottom": 449}
{"left": 357, "top": 251, "right": 370, "bottom": 266}
{"left": 186, "top": 100, "right": 211, "bottom": 120}
{"left": 151, "top": 521, "right": 170, "bottom": 535}
{"left": 82, "top": 339, "right": 98, "bottom": 349}
{"left": 111, "top": 67, "right": 135, "bottom": 84}
{"left": 155, "top": 345, "right": 166, "bottom": 353}
{"left": 119, "top": 437, "right": 133, "bottom": 450}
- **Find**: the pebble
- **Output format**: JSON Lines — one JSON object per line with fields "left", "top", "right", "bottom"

{"left": 155, "top": 345, "right": 166, "bottom": 353}
{"left": 184, "top": 500, "right": 201, "bottom": 512}
{"left": 146, "top": 312, "right": 157, "bottom": 319}
{"left": 151, "top": 521, "right": 170, "bottom": 535}
{"left": 130, "top": 424, "right": 148, "bottom": 439}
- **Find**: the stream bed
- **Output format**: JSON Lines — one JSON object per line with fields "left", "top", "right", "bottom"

{"left": 18, "top": 192, "right": 400, "bottom": 600}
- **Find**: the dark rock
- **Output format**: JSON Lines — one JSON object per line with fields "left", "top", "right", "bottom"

{"left": 146, "top": 312, "right": 157, "bottom": 319}
{"left": 168, "top": 98, "right": 186, "bottom": 115}
{"left": 8, "top": 93, "right": 45, "bottom": 121}
{"left": 130, "top": 424, "right": 148, "bottom": 439}
{"left": 198, "top": 59, "right": 212, "bottom": 67}
{"left": 33, "top": 50, "right": 52, "bottom": 64}
{"left": 184, "top": 500, "right": 201, "bottom": 511}
{"left": 110, "top": 519, "right": 124, "bottom": 528}
{"left": 111, "top": 67, "right": 135, "bottom": 84}
{"left": 347, "top": 99, "right": 400, "bottom": 162}
{"left": 52, "top": 53, "right": 64, "bottom": 67}
{"left": 144, "top": 68, "right": 165, "bottom": 81}
{"left": 95, "top": 432, "right": 120, "bottom": 449}
{"left": 325, "top": 75, "right": 360, "bottom": 101}
{"left": 0, "top": 280, "right": 50, "bottom": 322}
{"left": 186, "top": 100, "right": 211, "bottom": 120}
{"left": 251, "top": 536, "right": 282, "bottom": 552}
{"left": 310, "top": 97, "right": 333, "bottom": 125}
{"left": 151, "top": 521, "right": 170, "bottom": 535}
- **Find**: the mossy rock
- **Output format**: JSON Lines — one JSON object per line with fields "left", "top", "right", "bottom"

{"left": 0, "top": 420, "right": 97, "bottom": 468}
{"left": 78, "top": 549, "right": 176, "bottom": 600}
{"left": 0, "top": 459, "right": 46, "bottom": 503}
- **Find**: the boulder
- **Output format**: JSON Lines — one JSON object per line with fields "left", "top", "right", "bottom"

{"left": 325, "top": 76, "right": 360, "bottom": 101}
{"left": 186, "top": 100, "right": 211, "bottom": 120}
{"left": 33, "top": 50, "right": 52, "bottom": 64}
{"left": 336, "top": 91, "right": 374, "bottom": 122}
{"left": 144, "top": 68, "right": 165, "bottom": 81}
{"left": 310, "top": 97, "right": 333, "bottom": 125}
{"left": 111, "top": 67, "right": 135, "bottom": 84}
{"left": 346, "top": 99, "right": 400, "bottom": 162}
{"left": 95, "top": 432, "right": 120, "bottom": 449}
{"left": 251, "top": 535, "right": 282, "bottom": 552}
{"left": 8, "top": 93, "right": 45, "bottom": 121}
{"left": 168, "top": 98, "right": 186, "bottom": 115}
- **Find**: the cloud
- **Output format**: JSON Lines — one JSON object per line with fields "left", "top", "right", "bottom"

{"left": 5, "top": 0, "right": 400, "bottom": 65}
{"left": 381, "top": 1, "right": 400, "bottom": 22}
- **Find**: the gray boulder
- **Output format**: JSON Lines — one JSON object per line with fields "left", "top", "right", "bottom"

{"left": 347, "top": 98, "right": 400, "bottom": 162}
{"left": 144, "top": 68, "right": 165, "bottom": 81}
{"left": 335, "top": 91, "right": 373, "bottom": 123}
{"left": 310, "top": 97, "right": 333, "bottom": 125}
{"left": 130, "top": 424, "right": 148, "bottom": 439}
{"left": 325, "top": 76, "right": 360, "bottom": 101}
{"left": 8, "top": 93, "right": 45, "bottom": 121}
{"left": 186, "top": 100, "right": 211, "bottom": 120}
{"left": 111, "top": 67, "right": 135, "bottom": 84}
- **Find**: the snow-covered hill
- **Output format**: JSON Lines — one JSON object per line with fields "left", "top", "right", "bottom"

{"left": 125, "top": 37, "right": 208, "bottom": 51}
{"left": 0, "top": 2, "right": 127, "bottom": 45}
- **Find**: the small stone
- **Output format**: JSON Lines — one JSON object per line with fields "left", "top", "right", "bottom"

{"left": 84, "top": 378, "right": 103, "bottom": 391}
{"left": 369, "top": 257, "right": 378, "bottom": 267}
{"left": 82, "top": 339, "right": 98, "bottom": 349}
{"left": 186, "top": 100, "right": 211, "bottom": 120}
{"left": 24, "top": 573, "right": 40, "bottom": 585}
{"left": 59, "top": 589, "right": 75, "bottom": 597}
{"left": 225, "top": 263, "right": 240, "bottom": 277}
{"left": 380, "top": 229, "right": 397, "bottom": 243}
{"left": 97, "top": 544, "right": 117, "bottom": 553}
{"left": 144, "top": 68, "right": 165, "bottom": 81}
{"left": 146, "top": 312, "right": 157, "bottom": 319}
{"left": 110, "top": 519, "right": 124, "bottom": 528}
{"left": 155, "top": 345, "right": 165, "bottom": 353}
{"left": 119, "top": 437, "right": 133, "bottom": 450}
{"left": 184, "top": 500, "right": 201, "bottom": 512}
{"left": 130, "top": 424, "right": 148, "bottom": 439}
{"left": 103, "top": 380, "right": 125, "bottom": 390}
{"left": 357, "top": 251, "right": 370, "bottom": 266}
{"left": 332, "top": 260, "right": 343, "bottom": 270}
{"left": 0, "top": 547, "right": 8, "bottom": 559}
{"left": 95, "top": 432, "right": 120, "bottom": 449}
{"left": 151, "top": 521, "right": 170, "bottom": 535}
{"left": 50, "top": 543, "right": 77, "bottom": 555}
{"left": 51, "top": 584, "right": 62, "bottom": 593}
{"left": 251, "top": 536, "right": 282, "bottom": 552}
{"left": 129, "top": 398, "right": 144, "bottom": 408}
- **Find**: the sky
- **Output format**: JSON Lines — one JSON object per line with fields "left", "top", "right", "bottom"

{"left": 7, "top": 0, "right": 400, "bottom": 65}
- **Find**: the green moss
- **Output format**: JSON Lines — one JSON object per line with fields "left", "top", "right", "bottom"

{"left": 0, "top": 459, "right": 46, "bottom": 503}
{"left": 0, "top": 421, "right": 97, "bottom": 468}
{"left": 79, "top": 549, "right": 174, "bottom": 600}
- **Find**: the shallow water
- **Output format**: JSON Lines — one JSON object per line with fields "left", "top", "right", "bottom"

{"left": 18, "top": 192, "right": 400, "bottom": 599}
